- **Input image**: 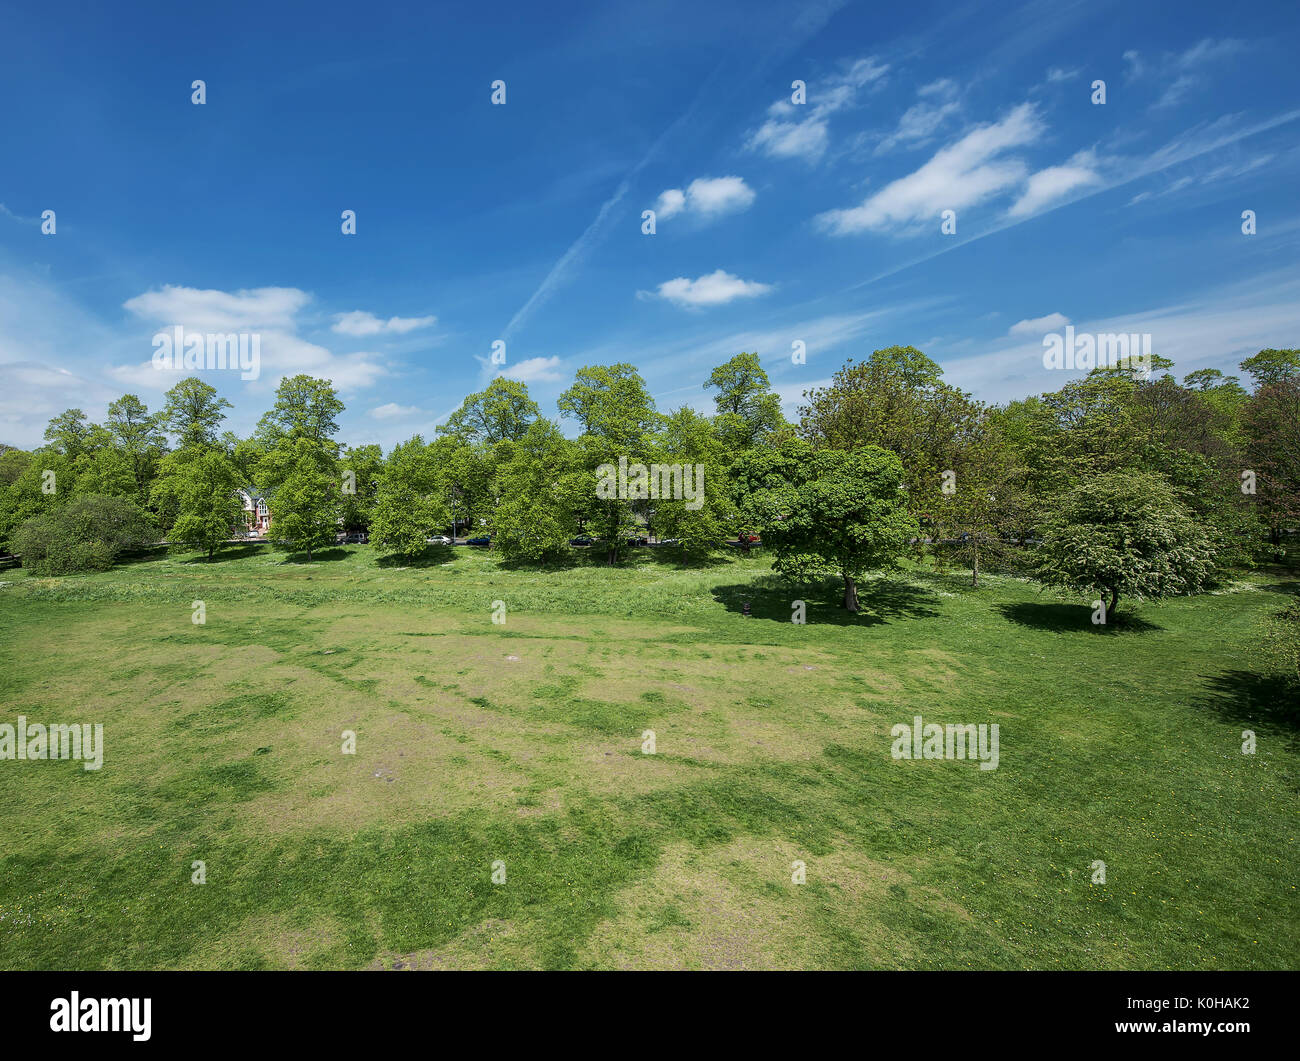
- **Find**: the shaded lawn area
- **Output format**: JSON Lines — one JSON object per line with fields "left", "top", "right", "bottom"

{"left": 0, "top": 545, "right": 1296, "bottom": 969}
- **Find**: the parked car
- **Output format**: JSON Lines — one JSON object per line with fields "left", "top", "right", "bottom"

{"left": 569, "top": 535, "right": 595, "bottom": 546}
{"left": 339, "top": 532, "right": 368, "bottom": 544}
{"left": 627, "top": 536, "right": 649, "bottom": 546}
{"left": 467, "top": 535, "right": 491, "bottom": 547}
{"left": 425, "top": 535, "right": 453, "bottom": 545}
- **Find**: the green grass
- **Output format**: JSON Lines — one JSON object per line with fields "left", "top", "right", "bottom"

{"left": 0, "top": 543, "right": 1296, "bottom": 969}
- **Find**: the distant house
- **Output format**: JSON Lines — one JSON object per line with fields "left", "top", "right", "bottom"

{"left": 236, "top": 488, "right": 271, "bottom": 536}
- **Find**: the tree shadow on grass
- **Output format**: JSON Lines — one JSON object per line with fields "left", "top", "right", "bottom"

{"left": 998, "top": 601, "right": 1162, "bottom": 634}
{"left": 116, "top": 545, "right": 174, "bottom": 567}
{"left": 279, "top": 548, "right": 352, "bottom": 564}
{"left": 374, "top": 545, "right": 455, "bottom": 568}
{"left": 177, "top": 543, "right": 268, "bottom": 565}
{"left": 1195, "top": 669, "right": 1300, "bottom": 746}
{"left": 1258, "top": 580, "right": 1300, "bottom": 597}
{"left": 710, "top": 576, "right": 941, "bottom": 627}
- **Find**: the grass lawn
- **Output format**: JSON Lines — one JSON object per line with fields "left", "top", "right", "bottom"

{"left": 0, "top": 544, "right": 1296, "bottom": 970}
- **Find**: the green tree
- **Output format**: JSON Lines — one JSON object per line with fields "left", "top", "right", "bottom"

{"left": 1240, "top": 348, "right": 1300, "bottom": 390}
{"left": 705, "top": 352, "right": 784, "bottom": 448}
{"left": 255, "top": 375, "right": 345, "bottom": 453}
{"left": 151, "top": 448, "right": 243, "bottom": 559}
{"left": 1034, "top": 471, "right": 1219, "bottom": 620}
{"left": 732, "top": 439, "right": 916, "bottom": 612}
{"left": 490, "top": 420, "right": 580, "bottom": 561}
{"left": 106, "top": 395, "right": 167, "bottom": 504}
{"left": 558, "top": 363, "right": 659, "bottom": 445}
{"left": 369, "top": 437, "right": 451, "bottom": 557}
{"left": 258, "top": 439, "right": 339, "bottom": 560}
{"left": 796, "top": 346, "right": 982, "bottom": 519}
{"left": 438, "top": 377, "right": 539, "bottom": 444}
{"left": 1244, "top": 377, "right": 1300, "bottom": 549}
{"left": 161, "top": 377, "right": 232, "bottom": 448}
{"left": 338, "top": 443, "right": 384, "bottom": 532}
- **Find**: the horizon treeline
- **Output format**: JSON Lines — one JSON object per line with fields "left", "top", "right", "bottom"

{"left": 1, "top": 344, "right": 1297, "bottom": 579}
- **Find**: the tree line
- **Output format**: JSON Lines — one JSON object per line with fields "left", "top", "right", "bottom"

{"left": 1, "top": 345, "right": 1297, "bottom": 622}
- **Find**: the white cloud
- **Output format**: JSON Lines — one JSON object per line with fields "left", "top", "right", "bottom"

{"left": 651, "top": 176, "right": 755, "bottom": 223}
{"left": 1008, "top": 151, "right": 1101, "bottom": 217}
{"left": 876, "top": 79, "right": 961, "bottom": 154}
{"left": 331, "top": 310, "right": 437, "bottom": 336}
{"left": 646, "top": 269, "right": 774, "bottom": 308}
{"left": 498, "top": 355, "right": 565, "bottom": 384}
{"left": 0, "top": 362, "right": 119, "bottom": 449}
{"left": 947, "top": 272, "right": 1300, "bottom": 404}
{"left": 117, "top": 285, "right": 388, "bottom": 394}
{"left": 818, "top": 103, "right": 1043, "bottom": 235}
{"left": 1045, "top": 67, "right": 1078, "bottom": 84}
{"left": 1009, "top": 312, "right": 1070, "bottom": 335}
{"left": 654, "top": 187, "right": 686, "bottom": 219}
{"left": 1125, "top": 38, "right": 1247, "bottom": 111}
{"left": 747, "top": 56, "right": 889, "bottom": 162}
{"left": 123, "top": 285, "right": 309, "bottom": 331}
{"left": 370, "top": 402, "right": 424, "bottom": 420}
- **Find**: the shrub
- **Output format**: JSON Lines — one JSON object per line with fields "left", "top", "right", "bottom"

{"left": 11, "top": 495, "right": 155, "bottom": 575}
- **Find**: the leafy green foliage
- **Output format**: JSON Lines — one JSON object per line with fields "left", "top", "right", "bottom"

{"left": 733, "top": 439, "right": 916, "bottom": 610}
{"left": 369, "top": 437, "right": 451, "bottom": 557}
{"left": 1034, "top": 471, "right": 1219, "bottom": 617}
{"left": 11, "top": 494, "right": 155, "bottom": 574}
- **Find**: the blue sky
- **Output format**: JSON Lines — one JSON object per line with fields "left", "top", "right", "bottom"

{"left": 2, "top": 0, "right": 1298, "bottom": 450}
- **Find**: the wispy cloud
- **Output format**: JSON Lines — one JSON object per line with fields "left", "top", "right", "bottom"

{"left": 874, "top": 78, "right": 962, "bottom": 154}
{"left": 818, "top": 103, "right": 1043, "bottom": 235}
{"left": 332, "top": 310, "right": 437, "bottom": 336}
{"left": 747, "top": 56, "right": 889, "bottom": 162}
{"left": 1009, "top": 312, "right": 1069, "bottom": 335}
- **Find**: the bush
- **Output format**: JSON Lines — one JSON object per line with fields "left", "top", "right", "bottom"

{"left": 11, "top": 495, "right": 155, "bottom": 575}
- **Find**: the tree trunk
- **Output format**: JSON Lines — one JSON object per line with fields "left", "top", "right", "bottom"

{"left": 307, "top": 547, "right": 313, "bottom": 562}
{"left": 208, "top": 544, "right": 214, "bottom": 559}
{"left": 971, "top": 538, "right": 979, "bottom": 588}
{"left": 1108, "top": 588, "right": 1119, "bottom": 621}
{"left": 843, "top": 574, "right": 860, "bottom": 612}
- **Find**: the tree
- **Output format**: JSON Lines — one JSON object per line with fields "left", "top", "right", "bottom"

{"left": 438, "top": 377, "right": 539, "bottom": 445}
{"left": 161, "top": 378, "right": 232, "bottom": 448}
{"left": 259, "top": 439, "right": 339, "bottom": 560}
{"left": 1240, "top": 348, "right": 1300, "bottom": 390}
{"left": 939, "top": 412, "right": 1030, "bottom": 586}
{"left": 12, "top": 495, "right": 155, "bottom": 575}
{"left": 369, "top": 437, "right": 451, "bottom": 557}
{"left": 106, "top": 395, "right": 167, "bottom": 504}
{"left": 558, "top": 363, "right": 659, "bottom": 445}
{"left": 650, "top": 406, "right": 730, "bottom": 558}
{"left": 705, "top": 352, "right": 784, "bottom": 448}
{"left": 796, "top": 346, "right": 982, "bottom": 518}
{"left": 1034, "top": 471, "right": 1219, "bottom": 620}
{"left": 338, "top": 444, "right": 384, "bottom": 532}
{"left": 151, "top": 448, "right": 243, "bottom": 559}
{"left": 560, "top": 363, "right": 661, "bottom": 564}
{"left": 489, "top": 420, "right": 579, "bottom": 561}
{"left": 255, "top": 375, "right": 345, "bottom": 452}
{"left": 42, "top": 409, "right": 93, "bottom": 458}
{"left": 1244, "top": 377, "right": 1300, "bottom": 549}
{"left": 732, "top": 439, "right": 915, "bottom": 611}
